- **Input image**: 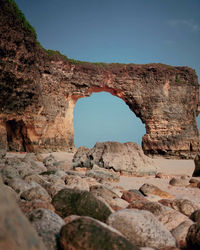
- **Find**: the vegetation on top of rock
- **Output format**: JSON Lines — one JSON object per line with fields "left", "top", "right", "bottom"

{"left": 7, "top": 0, "right": 37, "bottom": 39}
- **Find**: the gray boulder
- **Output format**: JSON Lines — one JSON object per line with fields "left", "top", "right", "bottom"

{"left": 107, "top": 209, "right": 177, "bottom": 248}
{"left": 28, "top": 208, "right": 65, "bottom": 250}
{"left": 73, "top": 141, "right": 158, "bottom": 175}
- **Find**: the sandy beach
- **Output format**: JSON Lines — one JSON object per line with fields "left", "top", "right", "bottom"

{"left": 36, "top": 152, "right": 200, "bottom": 205}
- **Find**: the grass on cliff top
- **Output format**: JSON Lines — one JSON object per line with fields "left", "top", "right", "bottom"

{"left": 46, "top": 50, "right": 110, "bottom": 67}
{"left": 8, "top": 0, "right": 37, "bottom": 39}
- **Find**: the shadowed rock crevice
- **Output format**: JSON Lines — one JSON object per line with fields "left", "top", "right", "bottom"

{"left": 0, "top": 0, "right": 199, "bottom": 157}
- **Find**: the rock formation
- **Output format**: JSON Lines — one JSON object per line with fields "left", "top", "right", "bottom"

{"left": 0, "top": 0, "right": 199, "bottom": 157}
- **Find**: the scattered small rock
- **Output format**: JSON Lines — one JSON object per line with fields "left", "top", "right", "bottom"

{"left": 121, "top": 190, "right": 146, "bottom": 203}
{"left": 169, "top": 177, "right": 189, "bottom": 187}
{"left": 139, "top": 183, "right": 174, "bottom": 199}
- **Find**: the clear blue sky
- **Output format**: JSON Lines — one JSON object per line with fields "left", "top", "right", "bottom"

{"left": 15, "top": 0, "right": 200, "bottom": 148}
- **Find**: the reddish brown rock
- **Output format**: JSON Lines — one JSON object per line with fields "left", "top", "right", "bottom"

{"left": 18, "top": 200, "right": 55, "bottom": 214}
{"left": 0, "top": 0, "right": 199, "bottom": 158}
{"left": 121, "top": 190, "right": 146, "bottom": 203}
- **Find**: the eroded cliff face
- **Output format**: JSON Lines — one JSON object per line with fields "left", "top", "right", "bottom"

{"left": 0, "top": 0, "right": 199, "bottom": 157}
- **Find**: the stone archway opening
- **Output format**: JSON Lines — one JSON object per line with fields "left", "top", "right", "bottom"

{"left": 6, "top": 119, "right": 33, "bottom": 152}
{"left": 73, "top": 91, "right": 145, "bottom": 148}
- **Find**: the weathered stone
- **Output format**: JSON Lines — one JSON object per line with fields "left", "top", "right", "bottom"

{"left": 107, "top": 209, "right": 177, "bottom": 248}
{"left": 20, "top": 186, "right": 51, "bottom": 202}
{"left": 28, "top": 208, "right": 65, "bottom": 250}
{"left": 171, "top": 220, "right": 194, "bottom": 248}
{"left": 24, "top": 174, "right": 49, "bottom": 187}
{"left": 186, "top": 222, "right": 200, "bottom": 249}
{"left": 64, "top": 215, "right": 80, "bottom": 224}
{"left": 86, "top": 164, "right": 120, "bottom": 182}
{"left": 139, "top": 183, "right": 174, "bottom": 199}
{"left": 60, "top": 216, "right": 139, "bottom": 250}
{"left": 171, "top": 199, "right": 200, "bottom": 217}
{"left": 193, "top": 154, "right": 200, "bottom": 177}
{"left": 169, "top": 177, "right": 189, "bottom": 187}
{"left": 52, "top": 188, "right": 112, "bottom": 222}
{"left": 75, "top": 142, "right": 159, "bottom": 175}
{"left": 7, "top": 177, "right": 35, "bottom": 194}
{"left": 128, "top": 200, "right": 150, "bottom": 209}
{"left": 90, "top": 185, "right": 119, "bottom": 203}
{"left": 190, "top": 209, "right": 200, "bottom": 223}
{"left": 158, "top": 199, "right": 173, "bottom": 208}
{"left": 131, "top": 201, "right": 191, "bottom": 231}
{"left": 43, "top": 155, "right": 58, "bottom": 171}
{"left": 189, "top": 177, "right": 200, "bottom": 184}
{"left": 0, "top": 176, "right": 46, "bottom": 250}
{"left": 65, "top": 175, "right": 90, "bottom": 191}
{"left": 18, "top": 199, "right": 55, "bottom": 214}
{"left": 72, "top": 146, "right": 91, "bottom": 168}
{"left": 121, "top": 190, "right": 147, "bottom": 203}
{"left": 45, "top": 184, "right": 66, "bottom": 197}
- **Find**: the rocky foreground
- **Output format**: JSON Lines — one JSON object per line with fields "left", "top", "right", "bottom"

{"left": 1, "top": 144, "right": 200, "bottom": 250}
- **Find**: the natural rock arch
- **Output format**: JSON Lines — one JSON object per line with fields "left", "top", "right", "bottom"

{"left": 0, "top": 0, "right": 199, "bottom": 157}
{"left": 73, "top": 91, "right": 146, "bottom": 148}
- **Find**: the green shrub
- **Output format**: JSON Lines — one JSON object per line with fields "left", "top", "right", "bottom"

{"left": 7, "top": 0, "right": 37, "bottom": 39}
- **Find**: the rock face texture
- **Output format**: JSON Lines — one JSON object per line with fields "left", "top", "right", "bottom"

{"left": 73, "top": 141, "right": 158, "bottom": 175}
{"left": 0, "top": 0, "right": 199, "bottom": 157}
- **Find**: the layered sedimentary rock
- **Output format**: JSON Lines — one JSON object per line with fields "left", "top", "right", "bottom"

{"left": 0, "top": 0, "right": 199, "bottom": 157}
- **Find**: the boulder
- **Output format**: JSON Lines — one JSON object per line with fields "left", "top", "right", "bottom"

{"left": 171, "top": 220, "right": 194, "bottom": 248}
{"left": 7, "top": 177, "right": 34, "bottom": 194}
{"left": 130, "top": 201, "right": 191, "bottom": 231}
{"left": 18, "top": 200, "right": 55, "bottom": 214}
{"left": 52, "top": 188, "right": 112, "bottom": 222}
{"left": 20, "top": 186, "right": 51, "bottom": 202}
{"left": 186, "top": 222, "right": 200, "bottom": 249}
{"left": 190, "top": 209, "right": 200, "bottom": 223}
{"left": 28, "top": 208, "right": 65, "bottom": 250}
{"left": 107, "top": 209, "right": 177, "bottom": 248}
{"left": 139, "top": 183, "right": 174, "bottom": 199}
{"left": 121, "top": 190, "right": 146, "bottom": 203}
{"left": 73, "top": 141, "right": 159, "bottom": 175}
{"left": 86, "top": 164, "right": 120, "bottom": 182}
{"left": 193, "top": 154, "right": 200, "bottom": 177}
{"left": 171, "top": 199, "right": 200, "bottom": 217}
{"left": 60, "top": 216, "right": 139, "bottom": 250}
{"left": 43, "top": 154, "right": 58, "bottom": 171}
{"left": 0, "top": 176, "right": 46, "bottom": 250}
{"left": 65, "top": 175, "right": 90, "bottom": 191}
{"left": 72, "top": 146, "right": 91, "bottom": 168}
